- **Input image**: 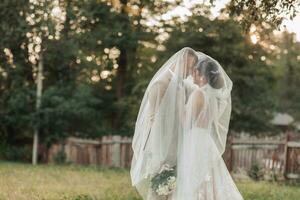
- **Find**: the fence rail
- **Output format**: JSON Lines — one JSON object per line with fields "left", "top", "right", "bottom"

{"left": 47, "top": 132, "right": 300, "bottom": 179}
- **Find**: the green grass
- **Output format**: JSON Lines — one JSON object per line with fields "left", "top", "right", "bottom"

{"left": 0, "top": 162, "right": 299, "bottom": 200}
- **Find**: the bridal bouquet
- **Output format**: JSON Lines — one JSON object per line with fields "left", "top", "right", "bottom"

{"left": 150, "top": 164, "right": 177, "bottom": 196}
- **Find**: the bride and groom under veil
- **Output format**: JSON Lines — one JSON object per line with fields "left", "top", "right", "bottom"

{"left": 130, "top": 47, "right": 243, "bottom": 200}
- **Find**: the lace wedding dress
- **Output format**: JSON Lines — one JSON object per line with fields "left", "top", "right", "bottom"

{"left": 130, "top": 47, "right": 244, "bottom": 200}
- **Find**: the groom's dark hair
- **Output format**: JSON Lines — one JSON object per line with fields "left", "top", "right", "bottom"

{"left": 196, "top": 57, "right": 224, "bottom": 89}
{"left": 186, "top": 48, "right": 198, "bottom": 62}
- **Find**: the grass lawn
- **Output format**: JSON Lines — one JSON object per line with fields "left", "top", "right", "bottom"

{"left": 0, "top": 162, "right": 299, "bottom": 200}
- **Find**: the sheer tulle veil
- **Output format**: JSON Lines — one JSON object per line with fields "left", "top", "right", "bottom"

{"left": 130, "top": 47, "right": 243, "bottom": 200}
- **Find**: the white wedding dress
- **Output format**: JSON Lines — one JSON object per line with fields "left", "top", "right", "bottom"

{"left": 130, "top": 47, "right": 244, "bottom": 200}
{"left": 174, "top": 86, "right": 243, "bottom": 200}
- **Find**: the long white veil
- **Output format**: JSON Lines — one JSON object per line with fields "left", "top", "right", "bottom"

{"left": 130, "top": 47, "right": 242, "bottom": 200}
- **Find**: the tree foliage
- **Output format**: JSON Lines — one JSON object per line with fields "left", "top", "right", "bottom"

{"left": 0, "top": 0, "right": 299, "bottom": 158}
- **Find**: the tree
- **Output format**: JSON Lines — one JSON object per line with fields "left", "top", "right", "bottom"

{"left": 270, "top": 31, "right": 300, "bottom": 119}
{"left": 0, "top": 0, "right": 299, "bottom": 163}
{"left": 149, "top": 6, "right": 277, "bottom": 134}
{"left": 226, "top": 0, "right": 300, "bottom": 31}
{"left": 0, "top": 0, "right": 33, "bottom": 145}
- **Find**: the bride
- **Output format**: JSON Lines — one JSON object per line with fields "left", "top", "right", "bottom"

{"left": 130, "top": 47, "right": 243, "bottom": 200}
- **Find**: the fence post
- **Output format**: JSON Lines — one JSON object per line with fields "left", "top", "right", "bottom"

{"left": 229, "top": 135, "right": 234, "bottom": 171}
{"left": 283, "top": 132, "right": 290, "bottom": 178}
{"left": 101, "top": 136, "right": 107, "bottom": 166}
{"left": 65, "top": 139, "right": 70, "bottom": 163}
{"left": 111, "top": 135, "right": 121, "bottom": 167}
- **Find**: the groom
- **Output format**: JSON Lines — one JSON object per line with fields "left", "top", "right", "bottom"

{"left": 143, "top": 48, "right": 198, "bottom": 151}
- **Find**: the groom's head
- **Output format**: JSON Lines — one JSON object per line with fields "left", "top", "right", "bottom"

{"left": 185, "top": 48, "right": 198, "bottom": 74}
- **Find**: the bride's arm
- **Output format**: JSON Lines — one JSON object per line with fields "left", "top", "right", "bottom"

{"left": 143, "top": 82, "right": 166, "bottom": 150}
{"left": 177, "top": 77, "right": 199, "bottom": 126}
{"left": 186, "top": 89, "right": 208, "bottom": 129}
{"left": 191, "top": 90, "right": 204, "bottom": 115}
{"left": 148, "top": 82, "right": 166, "bottom": 119}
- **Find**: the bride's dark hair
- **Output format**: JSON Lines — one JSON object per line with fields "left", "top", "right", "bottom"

{"left": 196, "top": 57, "right": 224, "bottom": 89}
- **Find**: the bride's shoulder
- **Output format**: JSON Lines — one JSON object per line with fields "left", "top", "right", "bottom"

{"left": 189, "top": 88, "right": 205, "bottom": 106}
{"left": 191, "top": 88, "right": 205, "bottom": 98}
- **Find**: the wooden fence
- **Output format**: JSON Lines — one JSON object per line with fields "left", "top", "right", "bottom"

{"left": 223, "top": 132, "right": 300, "bottom": 179}
{"left": 47, "top": 132, "right": 300, "bottom": 179}
{"left": 47, "top": 136, "right": 133, "bottom": 168}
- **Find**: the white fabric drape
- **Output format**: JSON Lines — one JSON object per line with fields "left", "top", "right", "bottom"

{"left": 130, "top": 47, "right": 243, "bottom": 200}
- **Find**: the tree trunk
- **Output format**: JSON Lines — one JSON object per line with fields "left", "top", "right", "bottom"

{"left": 112, "top": 0, "right": 129, "bottom": 130}
{"left": 32, "top": 52, "right": 43, "bottom": 165}
{"left": 112, "top": 48, "right": 127, "bottom": 129}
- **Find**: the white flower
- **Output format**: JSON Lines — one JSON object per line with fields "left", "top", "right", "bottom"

{"left": 159, "top": 163, "right": 172, "bottom": 173}
{"left": 156, "top": 184, "right": 170, "bottom": 196}
{"left": 168, "top": 176, "right": 176, "bottom": 189}
{"left": 168, "top": 176, "right": 176, "bottom": 183}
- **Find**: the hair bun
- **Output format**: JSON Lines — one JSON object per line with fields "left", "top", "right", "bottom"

{"left": 196, "top": 58, "right": 224, "bottom": 89}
